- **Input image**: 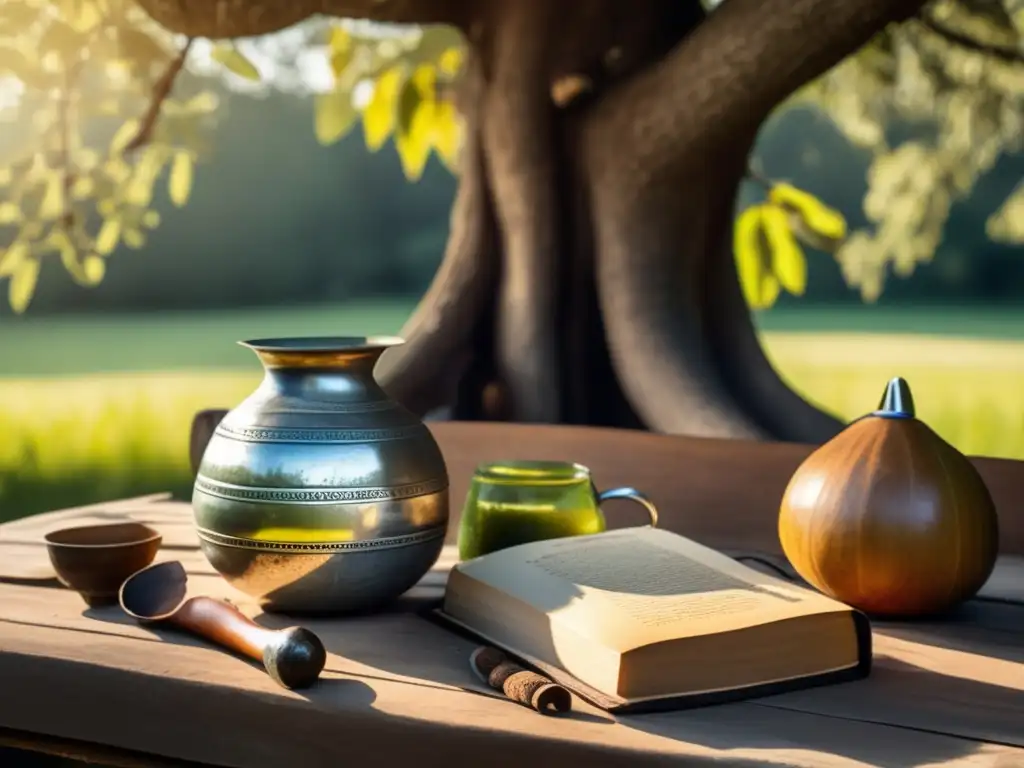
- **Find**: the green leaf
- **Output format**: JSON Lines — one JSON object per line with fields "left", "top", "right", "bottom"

{"left": 63, "top": 0, "right": 102, "bottom": 33}
{"left": 734, "top": 205, "right": 778, "bottom": 310}
{"left": 328, "top": 26, "right": 353, "bottom": 81}
{"left": 397, "top": 78, "right": 423, "bottom": 138}
{"left": 431, "top": 100, "right": 461, "bottom": 171}
{"left": 122, "top": 227, "right": 146, "bottom": 249}
{"left": 38, "top": 173, "right": 64, "bottom": 220}
{"left": 0, "top": 241, "right": 27, "bottom": 278}
{"left": 82, "top": 254, "right": 105, "bottom": 285}
{"left": 125, "top": 149, "right": 166, "bottom": 208}
{"left": 762, "top": 204, "right": 808, "bottom": 296}
{"left": 110, "top": 118, "right": 141, "bottom": 155}
{"left": 71, "top": 176, "right": 95, "bottom": 199}
{"left": 987, "top": 180, "right": 1024, "bottom": 244}
{"left": 0, "top": 201, "right": 21, "bottom": 224}
{"left": 211, "top": 44, "right": 261, "bottom": 81}
{"left": 396, "top": 100, "right": 434, "bottom": 181}
{"left": 397, "top": 65, "right": 434, "bottom": 138}
{"left": 168, "top": 152, "right": 193, "bottom": 207}
{"left": 8, "top": 255, "right": 39, "bottom": 314}
{"left": 769, "top": 182, "right": 846, "bottom": 242}
{"left": 94, "top": 218, "right": 121, "bottom": 255}
{"left": 314, "top": 90, "right": 357, "bottom": 146}
{"left": 180, "top": 91, "right": 219, "bottom": 114}
{"left": 362, "top": 67, "right": 404, "bottom": 152}
{"left": 54, "top": 229, "right": 88, "bottom": 284}
{"left": 437, "top": 47, "right": 464, "bottom": 78}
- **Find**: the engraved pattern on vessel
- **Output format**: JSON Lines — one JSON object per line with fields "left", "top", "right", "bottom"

{"left": 215, "top": 423, "right": 424, "bottom": 444}
{"left": 196, "top": 526, "right": 447, "bottom": 554}
{"left": 194, "top": 475, "right": 449, "bottom": 504}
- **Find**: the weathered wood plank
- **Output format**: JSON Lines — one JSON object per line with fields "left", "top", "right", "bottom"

{"left": 7, "top": 409, "right": 1024, "bottom": 768}
{"left": 0, "top": 542, "right": 217, "bottom": 583}
{"left": 0, "top": 511, "right": 198, "bottom": 550}
{"left": 0, "top": 494, "right": 171, "bottom": 536}
{"left": 1, "top": 618, "right": 1017, "bottom": 768}
{"left": 426, "top": 422, "right": 1024, "bottom": 556}
{"left": 3, "top": 499, "right": 1020, "bottom": 605}
{"left": 0, "top": 559, "right": 1020, "bottom": 750}
{"left": 0, "top": 728, "right": 208, "bottom": 768}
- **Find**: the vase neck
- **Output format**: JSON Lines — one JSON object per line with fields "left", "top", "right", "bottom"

{"left": 260, "top": 363, "right": 385, "bottom": 403}
{"left": 252, "top": 347, "right": 386, "bottom": 374}
{"left": 240, "top": 337, "right": 401, "bottom": 402}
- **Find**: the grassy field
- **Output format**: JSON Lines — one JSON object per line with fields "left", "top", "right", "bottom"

{"left": 2, "top": 302, "right": 1024, "bottom": 521}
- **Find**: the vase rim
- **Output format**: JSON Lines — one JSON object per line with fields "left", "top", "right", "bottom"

{"left": 238, "top": 336, "right": 405, "bottom": 353}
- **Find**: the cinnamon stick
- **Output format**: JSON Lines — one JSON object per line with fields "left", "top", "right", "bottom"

{"left": 470, "top": 646, "right": 572, "bottom": 715}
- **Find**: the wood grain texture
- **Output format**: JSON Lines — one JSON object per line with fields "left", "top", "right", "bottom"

{"left": 0, "top": 608, "right": 1020, "bottom": 768}
{"left": 1, "top": 534, "right": 1020, "bottom": 749}
{"left": 425, "top": 422, "right": 1024, "bottom": 556}
{"left": 2, "top": 423, "right": 1023, "bottom": 766}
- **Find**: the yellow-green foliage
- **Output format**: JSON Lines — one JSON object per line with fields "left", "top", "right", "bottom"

{"left": 311, "top": 24, "right": 465, "bottom": 179}
{"left": 4, "top": 1, "right": 1024, "bottom": 315}
{"left": 0, "top": 0, "right": 222, "bottom": 314}
{"left": 3, "top": 331, "right": 1023, "bottom": 521}
{"left": 734, "top": 183, "right": 848, "bottom": 310}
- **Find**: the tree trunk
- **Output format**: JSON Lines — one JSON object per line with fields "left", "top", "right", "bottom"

{"left": 136, "top": 0, "right": 929, "bottom": 443}
{"left": 376, "top": 0, "right": 926, "bottom": 442}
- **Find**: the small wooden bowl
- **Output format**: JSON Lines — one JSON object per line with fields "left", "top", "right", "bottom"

{"left": 44, "top": 522, "right": 163, "bottom": 607}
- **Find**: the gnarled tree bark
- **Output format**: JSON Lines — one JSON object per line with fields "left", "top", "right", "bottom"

{"left": 135, "top": 0, "right": 929, "bottom": 443}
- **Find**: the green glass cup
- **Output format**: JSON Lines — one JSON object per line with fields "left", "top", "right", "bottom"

{"left": 457, "top": 460, "right": 659, "bottom": 560}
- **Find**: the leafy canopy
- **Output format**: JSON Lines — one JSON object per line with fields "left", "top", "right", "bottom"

{"left": 0, "top": 0, "right": 1021, "bottom": 312}
{"left": 795, "top": 0, "right": 1024, "bottom": 301}
{"left": 0, "top": 0, "right": 463, "bottom": 313}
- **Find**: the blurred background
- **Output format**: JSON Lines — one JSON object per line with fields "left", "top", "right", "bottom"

{"left": 2, "top": 8, "right": 1024, "bottom": 520}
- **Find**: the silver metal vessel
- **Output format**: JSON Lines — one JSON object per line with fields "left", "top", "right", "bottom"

{"left": 192, "top": 336, "right": 449, "bottom": 613}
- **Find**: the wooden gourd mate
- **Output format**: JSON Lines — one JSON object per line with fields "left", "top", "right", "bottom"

{"left": 778, "top": 377, "right": 999, "bottom": 617}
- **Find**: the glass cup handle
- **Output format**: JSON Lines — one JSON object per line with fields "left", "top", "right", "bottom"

{"left": 596, "top": 487, "right": 659, "bottom": 528}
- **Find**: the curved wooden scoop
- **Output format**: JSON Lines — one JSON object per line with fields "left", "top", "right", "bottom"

{"left": 119, "top": 561, "right": 326, "bottom": 690}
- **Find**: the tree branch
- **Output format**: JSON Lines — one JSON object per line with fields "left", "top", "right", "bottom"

{"left": 132, "top": 0, "right": 471, "bottom": 38}
{"left": 915, "top": 14, "right": 1024, "bottom": 64}
{"left": 124, "top": 38, "right": 194, "bottom": 154}
{"left": 585, "top": 0, "right": 927, "bottom": 172}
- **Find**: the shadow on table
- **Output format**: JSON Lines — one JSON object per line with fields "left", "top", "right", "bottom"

{"left": 251, "top": 594, "right": 1023, "bottom": 766}
{"left": 879, "top": 599, "right": 1024, "bottom": 666}
{"left": 249, "top": 593, "right": 613, "bottom": 726}
{"left": 624, "top": 655, "right": 1021, "bottom": 767}
{"left": 80, "top": 605, "right": 379, "bottom": 711}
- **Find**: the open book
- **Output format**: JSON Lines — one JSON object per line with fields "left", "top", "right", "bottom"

{"left": 440, "top": 526, "right": 871, "bottom": 712}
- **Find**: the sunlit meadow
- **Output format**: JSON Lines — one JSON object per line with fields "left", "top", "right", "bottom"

{"left": 3, "top": 303, "right": 1023, "bottom": 520}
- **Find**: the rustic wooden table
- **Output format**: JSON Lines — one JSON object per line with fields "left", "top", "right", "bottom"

{"left": 0, "top": 423, "right": 1022, "bottom": 768}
